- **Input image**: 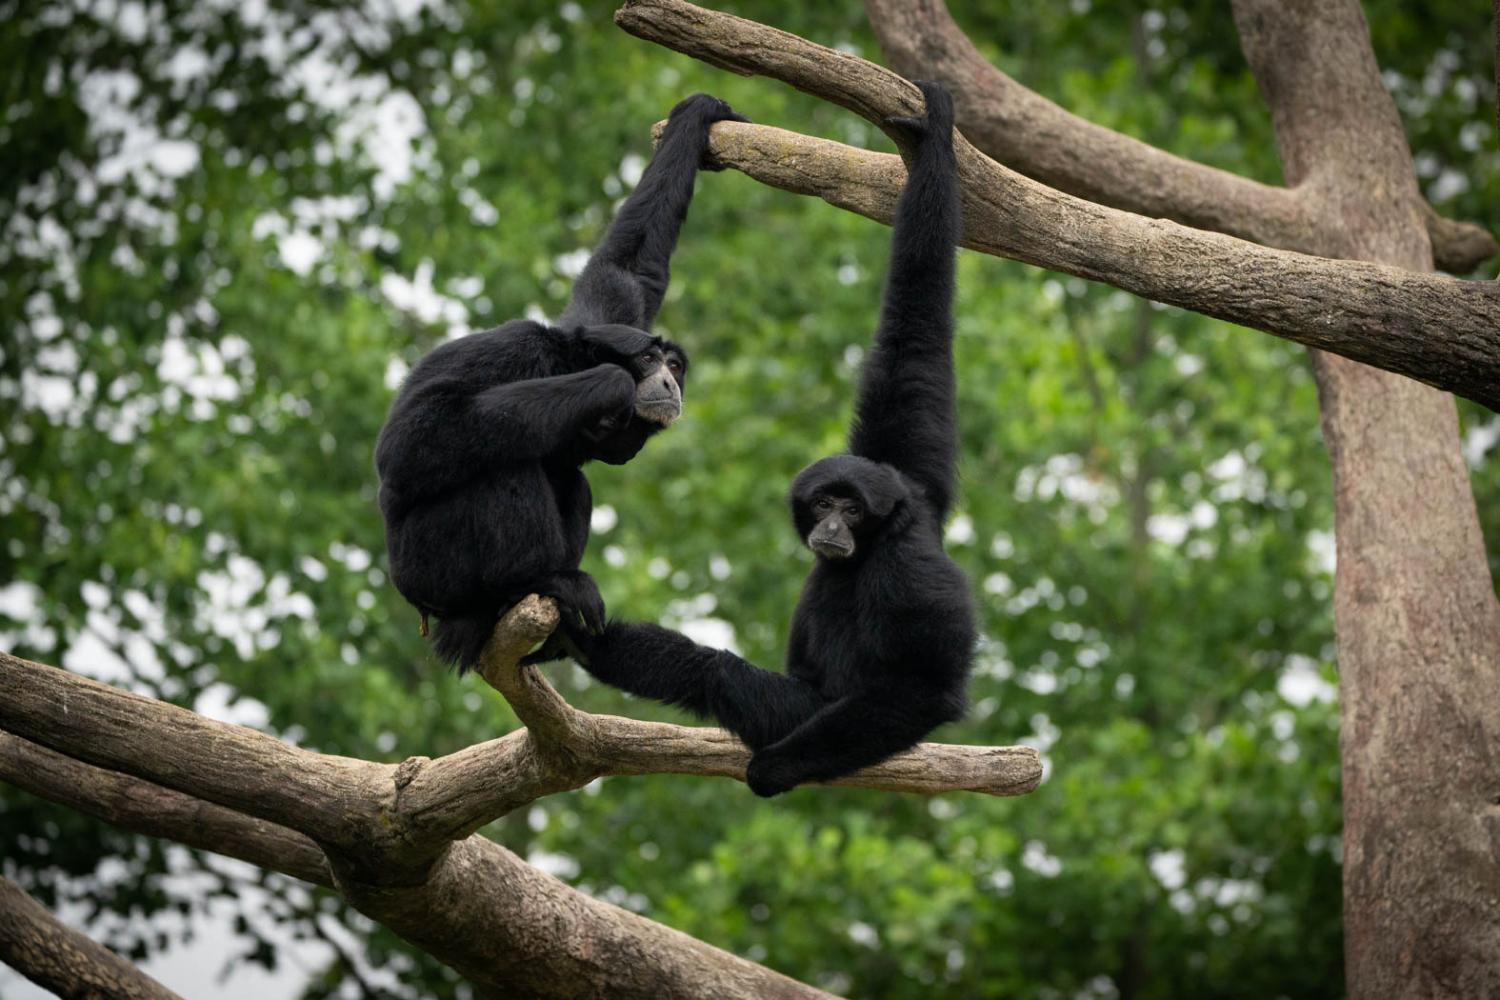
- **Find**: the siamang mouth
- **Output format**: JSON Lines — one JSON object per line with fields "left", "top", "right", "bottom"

{"left": 808, "top": 537, "right": 855, "bottom": 559}
{"left": 635, "top": 398, "right": 682, "bottom": 426}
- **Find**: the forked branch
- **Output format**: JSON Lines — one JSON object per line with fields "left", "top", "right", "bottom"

{"left": 623, "top": 0, "right": 1500, "bottom": 409}
{"left": 859, "top": 0, "right": 1495, "bottom": 272}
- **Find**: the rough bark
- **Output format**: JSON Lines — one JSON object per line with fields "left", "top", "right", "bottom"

{"left": 0, "top": 596, "right": 1038, "bottom": 997}
{"left": 621, "top": 0, "right": 1500, "bottom": 411}
{"left": 859, "top": 0, "right": 1497, "bottom": 273}
{"left": 0, "top": 876, "right": 182, "bottom": 1000}
{"left": 1231, "top": 3, "right": 1500, "bottom": 995}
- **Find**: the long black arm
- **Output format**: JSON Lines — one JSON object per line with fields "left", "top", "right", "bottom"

{"left": 566, "top": 621, "right": 825, "bottom": 751}
{"left": 558, "top": 94, "right": 746, "bottom": 331}
{"left": 845, "top": 82, "right": 962, "bottom": 518}
{"left": 375, "top": 366, "right": 635, "bottom": 500}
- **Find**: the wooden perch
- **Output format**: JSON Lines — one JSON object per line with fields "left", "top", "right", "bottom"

{"left": 621, "top": 0, "right": 1500, "bottom": 411}
{"left": 0, "top": 597, "right": 1033, "bottom": 998}
{"left": 0, "top": 601, "right": 1039, "bottom": 867}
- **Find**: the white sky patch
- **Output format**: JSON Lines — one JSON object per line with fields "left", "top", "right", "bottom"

{"left": 1014, "top": 453, "right": 1117, "bottom": 515}
{"left": 945, "top": 513, "right": 975, "bottom": 545}
{"left": 1277, "top": 653, "right": 1337, "bottom": 706}
{"left": 1021, "top": 840, "right": 1062, "bottom": 877}
{"left": 1462, "top": 416, "right": 1500, "bottom": 466}
{"left": 664, "top": 593, "right": 740, "bottom": 654}
{"left": 1146, "top": 513, "right": 1190, "bottom": 546}
{"left": 381, "top": 259, "right": 470, "bottom": 338}
{"left": 194, "top": 682, "right": 272, "bottom": 728}
{"left": 618, "top": 152, "right": 646, "bottom": 188}
{"left": 553, "top": 248, "right": 591, "bottom": 279}
{"left": 276, "top": 230, "right": 324, "bottom": 275}
{"left": 1306, "top": 529, "right": 1336, "bottom": 574}
{"left": 384, "top": 355, "right": 410, "bottom": 390}
{"left": 1149, "top": 849, "right": 1187, "bottom": 891}
{"left": 590, "top": 504, "right": 618, "bottom": 533}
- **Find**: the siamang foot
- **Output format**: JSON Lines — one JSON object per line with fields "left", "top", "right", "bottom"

{"left": 520, "top": 628, "right": 588, "bottom": 667}
{"left": 883, "top": 80, "right": 955, "bottom": 149}
{"left": 539, "top": 571, "right": 606, "bottom": 636}
{"left": 745, "top": 751, "right": 802, "bottom": 798}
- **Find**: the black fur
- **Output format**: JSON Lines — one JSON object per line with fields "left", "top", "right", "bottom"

{"left": 375, "top": 94, "right": 745, "bottom": 670}
{"left": 552, "top": 82, "right": 976, "bottom": 796}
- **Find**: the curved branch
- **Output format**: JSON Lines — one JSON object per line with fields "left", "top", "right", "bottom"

{"left": 0, "top": 876, "right": 182, "bottom": 1000}
{"left": 859, "top": 0, "right": 1495, "bottom": 273}
{"left": 620, "top": 0, "right": 1500, "bottom": 410}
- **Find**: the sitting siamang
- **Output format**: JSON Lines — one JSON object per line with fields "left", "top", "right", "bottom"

{"left": 375, "top": 94, "right": 747, "bottom": 671}
{"left": 540, "top": 82, "right": 976, "bottom": 796}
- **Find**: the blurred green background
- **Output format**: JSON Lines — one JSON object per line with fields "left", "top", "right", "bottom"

{"left": 2, "top": 1, "right": 1497, "bottom": 997}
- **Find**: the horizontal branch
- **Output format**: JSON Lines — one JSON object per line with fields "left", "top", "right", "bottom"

{"left": 1, "top": 732, "right": 831, "bottom": 999}
{"left": 0, "top": 732, "right": 332, "bottom": 887}
{"left": 0, "top": 875, "right": 182, "bottom": 1000}
{"left": 859, "top": 0, "right": 1496, "bottom": 272}
{"left": 396, "top": 596, "right": 1042, "bottom": 844}
{"left": 621, "top": 0, "right": 1500, "bottom": 410}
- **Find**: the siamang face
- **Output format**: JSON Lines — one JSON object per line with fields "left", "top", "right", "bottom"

{"left": 804, "top": 493, "right": 865, "bottom": 560}
{"left": 789, "top": 455, "right": 910, "bottom": 562}
{"left": 627, "top": 342, "right": 687, "bottom": 427}
{"left": 575, "top": 325, "right": 690, "bottom": 465}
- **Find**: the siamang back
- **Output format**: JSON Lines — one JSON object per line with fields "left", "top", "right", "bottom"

{"left": 375, "top": 94, "right": 746, "bottom": 670}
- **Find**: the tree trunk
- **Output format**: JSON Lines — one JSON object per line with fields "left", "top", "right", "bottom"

{"left": 1233, "top": 3, "right": 1500, "bottom": 995}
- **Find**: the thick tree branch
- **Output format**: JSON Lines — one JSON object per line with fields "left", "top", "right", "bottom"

{"left": 399, "top": 596, "right": 1042, "bottom": 845}
{"left": 859, "top": 0, "right": 1496, "bottom": 272}
{"left": 0, "top": 875, "right": 182, "bottom": 1000}
{"left": 622, "top": 0, "right": 1500, "bottom": 410}
{"left": 0, "top": 732, "right": 333, "bottom": 888}
{"left": 0, "top": 598, "right": 1041, "bottom": 862}
{"left": 0, "top": 735, "right": 832, "bottom": 999}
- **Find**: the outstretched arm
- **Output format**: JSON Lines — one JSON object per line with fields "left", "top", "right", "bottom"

{"left": 558, "top": 94, "right": 748, "bottom": 331}
{"left": 846, "top": 81, "right": 962, "bottom": 518}
{"left": 376, "top": 366, "right": 635, "bottom": 499}
{"left": 547, "top": 621, "right": 826, "bottom": 751}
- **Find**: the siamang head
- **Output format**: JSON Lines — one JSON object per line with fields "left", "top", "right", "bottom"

{"left": 789, "top": 455, "right": 911, "bottom": 561}
{"left": 575, "top": 324, "right": 689, "bottom": 465}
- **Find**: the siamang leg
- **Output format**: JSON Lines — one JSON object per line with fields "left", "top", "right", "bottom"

{"left": 744, "top": 696, "right": 946, "bottom": 797}
{"left": 559, "top": 94, "right": 745, "bottom": 330}
{"left": 566, "top": 622, "right": 826, "bottom": 750}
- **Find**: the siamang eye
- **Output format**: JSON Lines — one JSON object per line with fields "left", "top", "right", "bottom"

{"left": 666, "top": 357, "right": 683, "bottom": 374}
{"left": 814, "top": 497, "right": 832, "bottom": 513}
{"left": 847, "top": 504, "right": 863, "bottom": 521}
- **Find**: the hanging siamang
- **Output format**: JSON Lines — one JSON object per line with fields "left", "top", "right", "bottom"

{"left": 537, "top": 82, "right": 976, "bottom": 796}
{"left": 375, "top": 93, "right": 748, "bottom": 671}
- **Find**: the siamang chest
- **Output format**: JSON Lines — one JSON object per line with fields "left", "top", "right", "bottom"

{"left": 794, "top": 572, "right": 869, "bottom": 697}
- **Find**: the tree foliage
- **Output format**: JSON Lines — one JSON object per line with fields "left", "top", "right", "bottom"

{"left": 2, "top": 1, "right": 1496, "bottom": 996}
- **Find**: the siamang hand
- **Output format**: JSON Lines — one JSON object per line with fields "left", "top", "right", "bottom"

{"left": 883, "top": 80, "right": 954, "bottom": 152}
{"left": 580, "top": 365, "right": 636, "bottom": 444}
{"left": 668, "top": 92, "right": 751, "bottom": 127}
{"left": 539, "top": 570, "right": 606, "bottom": 636}
{"left": 744, "top": 749, "right": 801, "bottom": 798}
{"left": 666, "top": 93, "right": 751, "bottom": 171}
